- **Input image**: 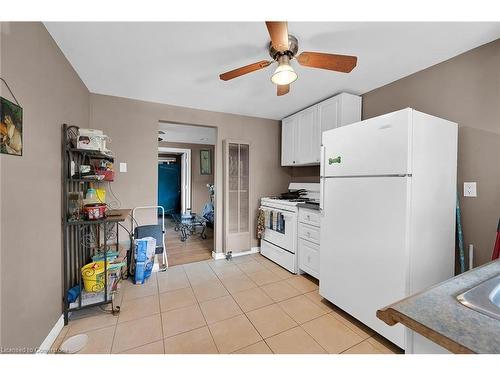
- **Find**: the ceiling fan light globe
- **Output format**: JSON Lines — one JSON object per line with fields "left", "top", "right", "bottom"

{"left": 271, "top": 64, "right": 298, "bottom": 85}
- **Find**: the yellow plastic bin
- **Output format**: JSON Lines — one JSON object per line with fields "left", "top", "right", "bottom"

{"left": 81, "top": 261, "right": 106, "bottom": 292}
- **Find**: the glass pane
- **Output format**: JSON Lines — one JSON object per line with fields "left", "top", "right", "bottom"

{"left": 239, "top": 144, "right": 249, "bottom": 192}
{"left": 228, "top": 191, "right": 238, "bottom": 233}
{"left": 239, "top": 189, "right": 249, "bottom": 232}
{"left": 228, "top": 144, "right": 239, "bottom": 192}
{"left": 239, "top": 144, "right": 249, "bottom": 232}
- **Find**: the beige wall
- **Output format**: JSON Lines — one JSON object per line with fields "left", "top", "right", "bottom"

{"left": 158, "top": 141, "right": 215, "bottom": 214}
{"left": 288, "top": 165, "right": 321, "bottom": 183}
{"left": 90, "top": 94, "right": 290, "bottom": 253}
{"left": 0, "top": 22, "right": 90, "bottom": 349}
{"left": 362, "top": 39, "right": 500, "bottom": 268}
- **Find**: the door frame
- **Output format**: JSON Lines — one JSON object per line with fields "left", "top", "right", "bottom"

{"left": 158, "top": 147, "right": 191, "bottom": 214}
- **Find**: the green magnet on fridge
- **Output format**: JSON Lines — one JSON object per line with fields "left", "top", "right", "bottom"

{"left": 329, "top": 156, "right": 341, "bottom": 165}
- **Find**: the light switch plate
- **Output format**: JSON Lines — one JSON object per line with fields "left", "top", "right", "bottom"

{"left": 463, "top": 182, "right": 477, "bottom": 197}
{"left": 119, "top": 162, "right": 127, "bottom": 173}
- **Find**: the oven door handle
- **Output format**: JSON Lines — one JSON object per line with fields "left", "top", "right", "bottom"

{"left": 260, "top": 207, "right": 295, "bottom": 218}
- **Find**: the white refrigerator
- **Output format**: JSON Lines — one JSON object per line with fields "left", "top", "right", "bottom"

{"left": 319, "top": 108, "right": 457, "bottom": 351}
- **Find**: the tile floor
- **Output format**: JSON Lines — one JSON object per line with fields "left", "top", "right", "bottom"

{"left": 51, "top": 253, "right": 403, "bottom": 354}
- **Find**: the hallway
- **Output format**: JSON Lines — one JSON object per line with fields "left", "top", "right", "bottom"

{"left": 166, "top": 218, "right": 214, "bottom": 266}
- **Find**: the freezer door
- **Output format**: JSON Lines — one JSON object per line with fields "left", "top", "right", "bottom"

{"left": 322, "top": 109, "right": 411, "bottom": 177}
{"left": 319, "top": 176, "right": 409, "bottom": 348}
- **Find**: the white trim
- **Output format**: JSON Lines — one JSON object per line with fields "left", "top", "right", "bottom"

{"left": 248, "top": 246, "right": 261, "bottom": 255}
{"left": 36, "top": 314, "right": 64, "bottom": 354}
{"left": 212, "top": 247, "right": 260, "bottom": 260}
{"left": 158, "top": 146, "right": 191, "bottom": 214}
{"left": 153, "top": 261, "right": 160, "bottom": 272}
{"left": 212, "top": 251, "right": 226, "bottom": 260}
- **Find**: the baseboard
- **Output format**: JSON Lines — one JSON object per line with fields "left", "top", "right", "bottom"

{"left": 247, "top": 247, "right": 261, "bottom": 255}
{"left": 212, "top": 251, "right": 226, "bottom": 260}
{"left": 212, "top": 247, "right": 260, "bottom": 260}
{"left": 36, "top": 314, "right": 64, "bottom": 354}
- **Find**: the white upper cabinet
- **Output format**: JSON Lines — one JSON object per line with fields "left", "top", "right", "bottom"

{"left": 281, "top": 92, "right": 361, "bottom": 166}
{"left": 318, "top": 96, "right": 339, "bottom": 134}
{"left": 281, "top": 115, "right": 298, "bottom": 166}
{"left": 296, "top": 106, "right": 318, "bottom": 165}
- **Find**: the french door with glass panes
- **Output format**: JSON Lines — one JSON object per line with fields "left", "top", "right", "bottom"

{"left": 224, "top": 140, "right": 250, "bottom": 253}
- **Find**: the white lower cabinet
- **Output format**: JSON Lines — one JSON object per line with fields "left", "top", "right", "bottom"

{"left": 409, "top": 332, "right": 452, "bottom": 354}
{"left": 298, "top": 239, "right": 320, "bottom": 279}
{"left": 298, "top": 208, "right": 321, "bottom": 279}
{"left": 298, "top": 209, "right": 321, "bottom": 226}
{"left": 298, "top": 222, "right": 320, "bottom": 245}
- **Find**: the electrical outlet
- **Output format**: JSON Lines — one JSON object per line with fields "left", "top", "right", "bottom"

{"left": 463, "top": 182, "right": 477, "bottom": 197}
{"left": 119, "top": 162, "right": 127, "bottom": 173}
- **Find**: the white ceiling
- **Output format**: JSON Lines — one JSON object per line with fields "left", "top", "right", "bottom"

{"left": 45, "top": 22, "right": 500, "bottom": 120}
{"left": 158, "top": 122, "right": 216, "bottom": 145}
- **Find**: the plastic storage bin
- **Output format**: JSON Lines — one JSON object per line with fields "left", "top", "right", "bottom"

{"left": 81, "top": 261, "right": 107, "bottom": 292}
{"left": 134, "top": 237, "right": 156, "bottom": 284}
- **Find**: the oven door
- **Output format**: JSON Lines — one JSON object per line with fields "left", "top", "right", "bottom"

{"left": 260, "top": 206, "right": 297, "bottom": 253}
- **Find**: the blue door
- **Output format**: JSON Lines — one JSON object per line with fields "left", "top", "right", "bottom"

{"left": 158, "top": 163, "right": 181, "bottom": 215}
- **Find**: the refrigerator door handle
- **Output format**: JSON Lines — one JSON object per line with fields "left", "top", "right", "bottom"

{"left": 320, "top": 179, "right": 325, "bottom": 211}
{"left": 320, "top": 145, "right": 325, "bottom": 177}
{"left": 320, "top": 145, "right": 325, "bottom": 210}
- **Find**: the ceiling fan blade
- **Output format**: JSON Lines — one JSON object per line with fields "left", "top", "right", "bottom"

{"left": 265, "top": 21, "right": 289, "bottom": 52}
{"left": 297, "top": 52, "right": 357, "bottom": 73}
{"left": 219, "top": 60, "right": 272, "bottom": 81}
{"left": 277, "top": 84, "right": 290, "bottom": 96}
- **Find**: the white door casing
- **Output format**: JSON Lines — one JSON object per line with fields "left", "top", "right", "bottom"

{"left": 158, "top": 146, "right": 191, "bottom": 214}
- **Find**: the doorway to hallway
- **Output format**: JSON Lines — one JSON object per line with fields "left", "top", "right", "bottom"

{"left": 158, "top": 122, "right": 217, "bottom": 266}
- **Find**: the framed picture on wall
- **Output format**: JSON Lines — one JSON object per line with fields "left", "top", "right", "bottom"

{"left": 200, "top": 149, "right": 212, "bottom": 175}
{"left": 0, "top": 96, "right": 23, "bottom": 156}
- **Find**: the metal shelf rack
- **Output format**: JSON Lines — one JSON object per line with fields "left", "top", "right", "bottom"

{"left": 61, "top": 124, "right": 128, "bottom": 325}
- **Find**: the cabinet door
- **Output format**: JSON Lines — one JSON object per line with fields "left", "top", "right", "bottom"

{"left": 296, "top": 107, "right": 317, "bottom": 165}
{"left": 311, "top": 107, "right": 321, "bottom": 163}
{"left": 318, "top": 96, "right": 339, "bottom": 141}
{"left": 337, "top": 93, "right": 362, "bottom": 127}
{"left": 298, "top": 239, "right": 320, "bottom": 279}
{"left": 281, "top": 116, "right": 297, "bottom": 166}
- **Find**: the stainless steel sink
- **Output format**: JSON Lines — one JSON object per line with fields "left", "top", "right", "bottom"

{"left": 457, "top": 274, "right": 500, "bottom": 320}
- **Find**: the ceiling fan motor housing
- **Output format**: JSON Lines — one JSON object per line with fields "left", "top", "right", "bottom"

{"left": 269, "top": 35, "right": 299, "bottom": 61}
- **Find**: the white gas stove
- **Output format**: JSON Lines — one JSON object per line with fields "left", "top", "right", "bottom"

{"left": 259, "top": 183, "right": 320, "bottom": 273}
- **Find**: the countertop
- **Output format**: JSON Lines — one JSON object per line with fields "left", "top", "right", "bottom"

{"left": 296, "top": 202, "right": 321, "bottom": 211}
{"left": 377, "top": 260, "right": 500, "bottom": 354}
